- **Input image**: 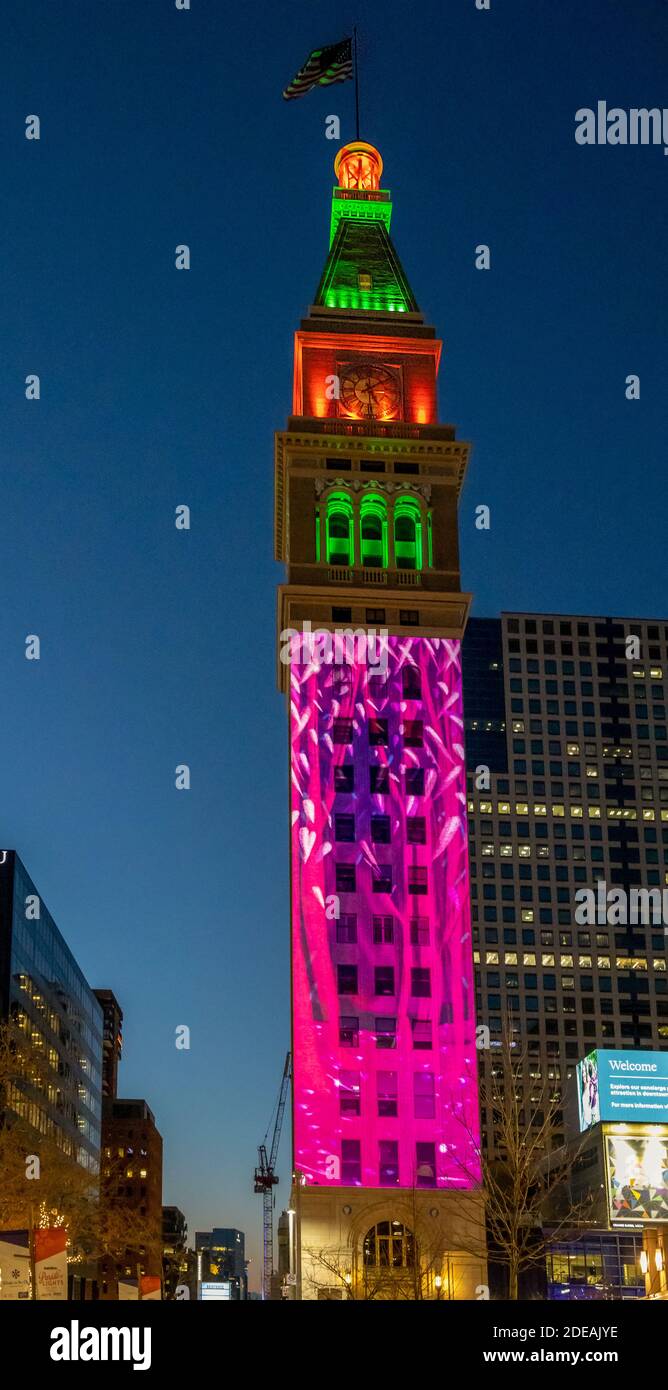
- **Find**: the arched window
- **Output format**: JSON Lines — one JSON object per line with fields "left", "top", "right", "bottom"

{"left": 394, "top": 498, "right": 423, "bottom": 571}
{"left": 360, "top": 494, "right": 388, "bottom": 568}
{"left": 363, "top": 1221, "right": 415, "bottom": 1269}
{"left": 326, "top": 492, "right": 354, "bottom": 566}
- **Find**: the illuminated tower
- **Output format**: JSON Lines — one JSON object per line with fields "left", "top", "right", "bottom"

{"left": 276, "top": 141, "right": 485, "bottom": 1299}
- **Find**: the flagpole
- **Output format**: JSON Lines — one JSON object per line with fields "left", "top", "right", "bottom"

{"left": 353, "top": 27, "right": 360, "bottom": 139}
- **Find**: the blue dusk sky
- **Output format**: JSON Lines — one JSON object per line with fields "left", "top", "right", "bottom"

{"left": 2, "top": 1, "right": 667, "bottom": 1287}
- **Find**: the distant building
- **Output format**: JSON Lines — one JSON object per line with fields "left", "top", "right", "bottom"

{"left": 100, "top": 1098, "right": 163, "bottom": 1297}
{"left": 0, "top": 849, "right": 103, "bottom": 1173}
{"left": 162, "top": 1205, "right": 194, "bottom": 1299}
{"left": 195, "top": 1228, "right": 247, "bottom": 1299}
{"left": 93, "top": 988, "right": 123, "bottom": 1099}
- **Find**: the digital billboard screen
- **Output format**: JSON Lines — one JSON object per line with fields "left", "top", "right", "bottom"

{"left": 605, "top": 1129, "right": 668, "bottom": 1224}
{"left": 577, "top": 1049, "right": 668, "bottom": 1130}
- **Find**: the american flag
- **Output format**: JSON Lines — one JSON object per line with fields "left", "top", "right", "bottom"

{"left": 283, "top": 38, "right": 353, "bottom": 101}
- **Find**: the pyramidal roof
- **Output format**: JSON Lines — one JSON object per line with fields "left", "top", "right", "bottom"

{"left": 312, "top": 141, "right": 421, "bottom": 319}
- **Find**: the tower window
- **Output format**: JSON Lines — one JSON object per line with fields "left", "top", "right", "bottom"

{"left": 416, "top": 1142, "right": 436, "bottom": 1187}
{"left": 360, "top": 494, "right": 388, "bottom": 569}
{"left": 337, "top": 965, "right": 358, "bottom": 995}
{"left": 334, "top": 765, "right": 354, "bottom": 793}
{"left": 341, "top": 1139, "right": 361, "bottom": 1185}
{"left": 335, "top": 814, "right": 355, "bottom": 842}
{"left": 326, "top": 491, "right": 354, "bottom": 565}
{"left": 373, "top": 915, "right": 394, "bottom": 944}
{"left": 394, "top": 497, "right": 423, "bottom": 569}
{"left": 413, "top": 1072, "right": 435, "bottom": 1119}
{"left": 405, "top": 768, "right": 425, "bottom": 795}
{"left": 402, "top": 666, "right": 422, "bottom": 699}
{"left": 375, "top": 1017, "right": 397, "bottom": 1049}
{"left": 339, "top": 1072, "right": 361, "bottom": 1116}
{"left": 377, "top": 1071, "right": 398, "bottom": 1117}
{"left": 373, "top": 866, "right": 393, "bottom": 894}
{"left": 379, "top": 1140, "right": 399, "bottom": 1185}
{"left": 339, "top": 1015, "right": 359, "bottom": 1047}
{"left": 375, "top": 966, "right": 395, "bottom": 996}
{"left": 370, "top": 765, "right": 390, "bottom": 793}
{"left": 358, "top": 272, "right": 373, "bottom": 291}
{"left": 371, "top": 815, "right": 391, "bottom": 844}
{"left": 369, "top": 718, "right": 389, "bottom": 746}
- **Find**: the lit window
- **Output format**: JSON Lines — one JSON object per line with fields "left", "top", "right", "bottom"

{"left": 482, "top": 843, "right": 495, "bottom": 857}
{"left": 552, "top": 804, "right": 565, "bottom": 817}
{"left": 515, "top": 802, "right": 529, "bottom": 815}
{"left": 533, "top": 804, "right": 547, "bottom": 816}
{"left": 643, "top": 808, "right": 656, "bottom": 821}
{"left": 521, "top": 910, "right": 534, "bottom": 923}
{"left": 485, "top": 952, "right": 499, "bottom": 965}
{"left": 616, "top": 957, "right": 647, "bottom": 971}
{"left": 542, "top": 954, "right": 555, "bottom": 966}
{"left": 523, "top": 952, "right": 537, "bottom": 965}
{"left": 499, "top": 844, "right": 513, "bottom": 857}
{"left": 512, "top": 721, "right": 524, "bottom": 733}
{"left": 562, "top": 977, "right": 575, "bottom": 990}
{"left": 505, "top": 952, "right": 518, "bottom": 965}
{"left": 570, "top": 805, "right": 583, "bottom": 818}
{"left": 588, "top": 806, "right": 601, "bottom": 818}
{"left": 597, "top": 956, "right": 611, "bottom": 969}
{"left": 560, "top": 955, "right": 574, "bottom": 968}
{"left": 578, "top": 956, "right": 592, "bottom": 968}
{"left": 518, "top": 844, "right": 531, "bottom": 858}
{"left": 566, "top": 743, "right": 580, "bottom": 756}
{"left": 498, "top": 801, "right": 511, "bottom": 814}
{"left": 650, "top": 667, "right": 663, "bottom": 678}
{"left": 479, "top": 801, "right": 493, "bottom": 814}
{"left": 654, "top": 959, "right": 667, "bottom": 972}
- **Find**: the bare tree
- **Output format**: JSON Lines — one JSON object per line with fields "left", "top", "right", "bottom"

{"left": 457, "top": 1024, "right": 595, "bottom": 1299}
{"left": 0, "top": 1019, "right": 159, "bottom": 1281}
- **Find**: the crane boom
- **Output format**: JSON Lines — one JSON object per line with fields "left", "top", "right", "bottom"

{"left": 254, "top": 1051, "right": 291, "bottom": 1299}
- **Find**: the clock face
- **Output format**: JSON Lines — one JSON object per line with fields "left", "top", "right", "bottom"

{"left": 339, "top": 363, "right": 401, "bottom": 421}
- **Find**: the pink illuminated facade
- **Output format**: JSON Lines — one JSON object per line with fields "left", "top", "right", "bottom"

{"left": 275, "top": 140, "right": 484, "bottom": 1296}
{"left": 290, "top": 636, "right": 480, "bottom": 1189}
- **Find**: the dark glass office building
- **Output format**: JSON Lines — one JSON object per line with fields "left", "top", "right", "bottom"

{"left": 0, "top": 849, "right": 103, "bottom": 1173}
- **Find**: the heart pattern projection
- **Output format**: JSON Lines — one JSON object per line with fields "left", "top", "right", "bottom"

{"left": 290, "top": 635, "right": 481, "bottom": 1189}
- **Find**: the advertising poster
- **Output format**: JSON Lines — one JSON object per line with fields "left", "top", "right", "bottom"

{"left": 34, "top": 1228, "right": 68, "bottom": 1300}
{"left": 0, "top": 1231, "right": 31, "bottom": 1301}
{"left": 606, "top": 1130, "right": 668, "bottom": 1223}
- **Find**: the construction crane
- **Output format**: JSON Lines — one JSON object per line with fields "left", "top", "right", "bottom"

{"left": 254, "top": 1051, "right": 291, "bottom": 1300}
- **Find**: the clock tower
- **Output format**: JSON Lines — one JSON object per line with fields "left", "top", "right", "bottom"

{"left": 275, "top": 140, "right": 486, "bottom": 1299}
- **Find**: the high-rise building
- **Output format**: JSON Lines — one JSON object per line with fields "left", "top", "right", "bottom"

{"left": 0, "top": 849, "right": 103, "bottom": 1172}
{"left": 99, "top": 1098, "right": 163, "bottom": 1297}
{"left": 276, "top": 140, "right": 485, "bottom": 1299}
{"left": 162, "top": 1205, "right": 194, "bottom": 1299}
{"left": 195, "top": 1228, "right": 247, "bottom": 1299}
{"left": 93, "top": 988, "right": 123, "bottom": 1099}
{"left": 463, "top": 612, "right": 668, "bottom": 1157}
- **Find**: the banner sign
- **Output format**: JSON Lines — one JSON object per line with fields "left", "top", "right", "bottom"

{"left": 0, "top": 1230, "right": 31, "bottom": 1300}
{"left": 34, "top": 1228, "right": 68, "bottom": 1300}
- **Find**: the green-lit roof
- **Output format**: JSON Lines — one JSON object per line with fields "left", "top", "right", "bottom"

{"left": 314, "top": 218, "right": 420, "bottom": 316}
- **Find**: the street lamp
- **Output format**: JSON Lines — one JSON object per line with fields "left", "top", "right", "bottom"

{"left": 434, "top": 1274, "right": 443, "bottom": 1301}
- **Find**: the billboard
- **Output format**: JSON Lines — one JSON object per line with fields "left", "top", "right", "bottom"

{"left": 577, "top": 1049, "right": 668, "bottom": 1130}
{"left": 200, "top": 1281, "right": 232, "bottom": 1300}
{"left": 605, "top": 1128, "right": 668, "bottom": 1224}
